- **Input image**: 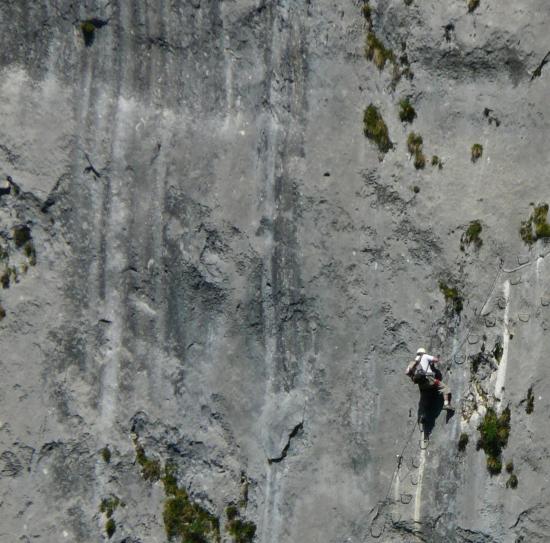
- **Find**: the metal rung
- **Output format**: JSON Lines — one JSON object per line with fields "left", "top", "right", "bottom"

{"left": 518, "top": 313, "right": 530, "bottom": 322}
{"left": 510, "top": 276, "right": 522, "bottom": 285}
{"left": 485, "top": 316, "right": 496, "bottom": 327}
{"left": 467, "top": 335, "right": 479, "bottom": 344}
{"left": 400, "top": 493, "right": 413, "bottom": 504}
{"left": 517, "top": 255, "right": 530, "bottom": 265}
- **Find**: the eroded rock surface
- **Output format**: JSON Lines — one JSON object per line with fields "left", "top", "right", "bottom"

{"left": 1, "top": 1, "right": 550, "bottom": 541}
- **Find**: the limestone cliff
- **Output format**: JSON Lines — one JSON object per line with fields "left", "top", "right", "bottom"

{"left": 0, "top": 1, "right": 549, "bottom": 542}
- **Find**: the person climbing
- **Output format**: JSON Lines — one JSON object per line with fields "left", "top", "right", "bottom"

{"left": 406, "top": 348, "right": 454, "bottom": 411}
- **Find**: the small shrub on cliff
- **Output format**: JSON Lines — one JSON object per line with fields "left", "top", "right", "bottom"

{"left": 105, "top": 518, "right": 116, "bottom": 539}
{"left": 399, "top": 98, "right": 416, "bottom": 123}
{"left": 365, "top": 32, "right": 396, "bottom": 70}
{"left": 162, "top": 464, "right": 220, "bottom": 543}
{"left": 467, "top": 0, "right": 480, "bottom": 12}
{"left": 458, "top": 433, "right": 469, "bottom": 452}
{"left": 471, "top": 143, "right": 483, "bottom": 162}
{"left": 520, "top": 203, "right": 550, "bottom": 245}
{"left": 439, "top": 281, "right": 463, "bottom": 314}
{"left": 506, "top": 473, "right": 518, "bottom": 489}
{"left": 226, "top": 504, "right": 256, "bottom": 543}
{"left": 477, "top": 406, "right": 510, "bottom": 475}
{"left": 134, "top": 439, "right": 161, "bottom": 482}
{"left": 407, "top": 132, "right": 425, "bottom": 169}
{"left": 363, "top": 105, "right": 392, "bottom": 153}
{"left": 460, "top": 220, "right": 483, "bottom": 250}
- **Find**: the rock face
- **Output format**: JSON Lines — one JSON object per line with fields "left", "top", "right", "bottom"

{"left": 1, "top": 0, "right": 550, "bottom": 541}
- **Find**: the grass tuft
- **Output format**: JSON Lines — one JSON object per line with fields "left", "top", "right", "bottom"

{"left": 439, "top": 281, "right": 463, "bottom": 314}
{"left": 134, "top": 439, "right": 161, "bottom": 482}
{"left": 461, "top": 220, "right": 483, "bottom": 250}
{"left": 477, "top": 406, "right": 510, "bottom": 475}
{"left": 471, "top": 143, "right": 483, "bottom": 162}
{"left": 399, "top": 98, "right": 416, "bottom": 123}
{"left": 101, "top": 446, "right": 111, "bottom": 463}
{"left": 365, "top": 32, "right": 395, "bottom": 70}
{"left": 506, "top": 473, "right": 518, "bottom": 489}
{"left": 520, "top": 203, "right": 550, "bottom": 245}
{"left": 162, "top": 464, "right": 220, "bottom": 543}
{"left": 363, "top": 105, "right": 392, "bottom": 153}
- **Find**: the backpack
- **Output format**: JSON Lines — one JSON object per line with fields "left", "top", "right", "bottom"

{"left": 412, "top": 366, "right": 429, "bottom": 384}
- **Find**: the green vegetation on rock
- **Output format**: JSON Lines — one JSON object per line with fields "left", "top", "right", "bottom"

{"left": 467, "top": 0, "right": 480, "bottom": 12}
{"left": 506, "top": 473, "right": 518, "bottom": 489}
{"left": 363, "top": 105, "right": 392, "bottom": 153}
{"left": 226, "top": 504, "right": 256, "bottom": 543}
{"left": 105, "top": 518, "right": 116, "bottom": 539}
{"left": 162, "top": 464, "right": 221, "bottom": 543}
{"left": 520, "top": 203, "right": 550, "bottom": 245}
{"left": 458, "top": 433, "right": 469, "bottom": 452}
{"left": 365, "top": 32, "right": 395, "bottom": 70}
{"left": 471, "top": 143, "right": 483, "bottom": 162}
{"left": 407, "top": 132, "right": 425, "bottom": 170}
{"left": 477, "top": 406, "right": 510, "bottom": 475}
{"left": 12, "top": 225, "right": 31, "bottom": 248}
{"left": 100, "top": 496, "right": 120, "bottom": 518}
{"left": 439, "top": 281, "right": 463, "bottom": 314}
{"left": 399, "top": 98, "right": 416, "bottom": 123}
{"left": 101, "top": 446, "right": 111, "bottom": 463}
{"left": 431, "top": 155, "right": 442, "bottom": 169}
{"left": 461, "top": 220, "right": 483, "bottom": 250}
{"left": 134, "top": 438, "right": 161, "bottom": 482}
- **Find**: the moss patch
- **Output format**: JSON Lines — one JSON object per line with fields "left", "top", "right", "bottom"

{"left": 100, "top": 496, "right": 120, "bottom": 518}
{"left": 506, "top": 473, "right": 518, "bottom": 489}
{"left": 226, "top": 504, "right": 256, "bottom": 543}
{"left": 399, "top": 98, "right": 416, "bottom": 123}
{"left": 134, "top": 438, "right": 161, "bottom": 482}
{"left": 477, "top": 406, "right": 510, "bottom": 475}
{"left": 12, "top": 225, "right": 31, "bottom": 248}
{"left": 520, "top": 203, "right": 550, "bottom": 245}
{"left": 460, "top": 220, "right": 483, "bottom": 250}
{"left": 101, "top": 446, "right": 111, "bottom": 463}
{"left": 407, "top": 132, "right": 425, "bottom": 170}
{"left": 431, "top": 155, "right": 442, "bottom": 169}
{"left": 365, "top": 32, "right": 395, "bottom": 70}
{"left": 471, "top": 143, "right": 483, "bottom": 162}
{"left": 439, "top": 281, "right": 463, "bottom": 314}
{"left": 363, "top": 105, "right": 392, "bottom": 153}
{"left": 162, "top": 464, "right": 221, "bottom": 543}
{"left": 105, "top": 518, "right": 116, "bottom": 539}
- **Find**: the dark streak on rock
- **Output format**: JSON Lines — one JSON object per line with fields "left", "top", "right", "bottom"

{"left": 531, "top": 51, "right": 550, "bottom": 81}
{"left": 268, "top": 421, "right": 303, "bottom": 464}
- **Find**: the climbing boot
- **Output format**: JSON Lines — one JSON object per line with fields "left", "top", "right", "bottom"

{"left": 443, "top": 403, "right": 454, "bottom": 412}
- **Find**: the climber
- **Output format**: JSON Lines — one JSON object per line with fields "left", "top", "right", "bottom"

{"left": 406, "top": 348, "right": 454, "bottom": 411}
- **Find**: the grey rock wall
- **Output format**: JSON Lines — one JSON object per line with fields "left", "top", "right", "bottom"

{"left": 1, "top": 0, "right": 550, "bottom": 542}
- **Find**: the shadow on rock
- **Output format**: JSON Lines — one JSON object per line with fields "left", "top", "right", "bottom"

{"left": 417, "top": 387, "right": 444, "bottom": 439}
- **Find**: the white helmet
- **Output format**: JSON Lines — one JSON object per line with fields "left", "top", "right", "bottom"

{"left": 417, "top": 347, "right": 426, "bottom": 355}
